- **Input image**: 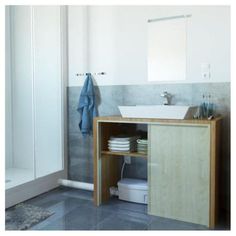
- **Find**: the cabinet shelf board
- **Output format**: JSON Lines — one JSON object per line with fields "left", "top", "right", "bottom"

{"left": 101, "top": 150, "right": 147, "bottom": 158}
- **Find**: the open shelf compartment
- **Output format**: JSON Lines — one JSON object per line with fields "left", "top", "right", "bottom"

{"left": 100, "top": 122, "right": 148, "bottom": 157}
{"left": 98, "top": 122, "right": 148, "bottom": 202}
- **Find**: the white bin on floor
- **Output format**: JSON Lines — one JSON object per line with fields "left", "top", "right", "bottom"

{"left": 117, "top": 178, "right": 148, "bottom": 204}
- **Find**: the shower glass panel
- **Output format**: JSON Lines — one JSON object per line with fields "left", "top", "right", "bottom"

{"left": 5, "top": 6, "right": 35, "bottom": 189}
{"left": 34, "top": 6, "right": 63, "bottom": 178}
{"left": 5, "top": 6, "right": 64, "bottom": 190}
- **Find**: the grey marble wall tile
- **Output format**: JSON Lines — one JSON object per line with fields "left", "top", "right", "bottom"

{"left": 95, "top": 85, "right": 124, "bottom": 116}
{"left": 67, "top": 86, "right": 124, "bottom": 134}
{"left": 69, "top": 164, "right": 93, "bottom": 183}
{"left": 122, "top": 84, "right": 194, "bottom": 106}
{"left": 67, "top": 87, "right": 81, "bottom": 134}
{"left": 67, "top": 85, "right": 124, "bottom": 183}
{"left": 124, "top": 158, "right": 147, "bottom": 180}
{"left": 68, "top": 132, "right": 93, "bottom": 182}
{"left": 122, "top": 85, "right": 162, "bottom": 105}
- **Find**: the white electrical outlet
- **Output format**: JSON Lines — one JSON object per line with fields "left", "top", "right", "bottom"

{"left": 201, "top": 63, "right": 211, "bottom": 80}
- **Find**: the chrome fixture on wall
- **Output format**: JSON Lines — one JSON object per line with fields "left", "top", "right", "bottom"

{"left": 147, "top": 14, "right": 192, "bottom": 23}
{"left": 75, "top": 72, "right": 106, "bottom": 76}
{"left": 161, "top": 91, "right": 172, "bottom": 105}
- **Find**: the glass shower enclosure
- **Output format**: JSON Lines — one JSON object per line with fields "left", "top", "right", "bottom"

{"left": 5, "top": 6, "right": 67, "bottom": 208}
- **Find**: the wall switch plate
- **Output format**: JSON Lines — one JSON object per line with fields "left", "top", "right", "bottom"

{"left": 201, "top": 63, "right": 211, "bottom": 79}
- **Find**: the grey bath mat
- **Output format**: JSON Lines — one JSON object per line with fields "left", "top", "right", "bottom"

{"left": 5, "top": 203, "right": 54, "bottom": 230}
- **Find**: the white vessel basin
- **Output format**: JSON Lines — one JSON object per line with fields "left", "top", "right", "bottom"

{"left": 118, "top": 105, "right": 197, "bottom": 120}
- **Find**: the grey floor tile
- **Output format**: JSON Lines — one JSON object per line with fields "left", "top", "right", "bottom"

{"left": 100, "top": 197, "right": 147, "bottom": 214}
{"left": 6, "top": 187, "right": 228, "bottom": 230}
{"left": 95, "top": 211, "right": 149, "bottom": 230}
{"left": 30, "top": 197, "right": 91, "bottom": 230}
{"left": 26, "top": 188, "right": 70, "bottom": 207}
{"left": 148, "top": 216, "right": 208, "bottom": 230}
{"left": 39, "top": 204, "right": 113, "bottom": 230}
{"left": 61, "top": 188, "right": 93, "bottom": 201}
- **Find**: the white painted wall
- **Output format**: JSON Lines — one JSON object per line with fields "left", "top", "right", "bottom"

{"left": 68, "top": 6, "right": 230, "bottom": 87}
{"left": 68, "top": 6, "right": 89, "bottom": 85}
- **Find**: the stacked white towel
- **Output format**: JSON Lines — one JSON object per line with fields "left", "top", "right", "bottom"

{"left": 108, "top": 135, "right": 138, "bottom": 152}
{"left": 136, "top": 139, "right": 148, "bottom": 154}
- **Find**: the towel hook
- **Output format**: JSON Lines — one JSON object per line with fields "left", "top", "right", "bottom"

{"left": 75, "top": 72, "right": 106, "bottom": 76}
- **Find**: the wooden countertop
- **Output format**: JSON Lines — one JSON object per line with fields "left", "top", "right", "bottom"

{"left": 94, "top": 115, "right": 222, "bottom": 125}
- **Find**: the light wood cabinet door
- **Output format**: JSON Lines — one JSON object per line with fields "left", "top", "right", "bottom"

{"left": 148, "top": 124, "right": 210, "bottom": 226}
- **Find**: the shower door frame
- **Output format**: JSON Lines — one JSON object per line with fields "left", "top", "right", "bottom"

{"left": 5, "top": 6, "right": 68, "bottom": 208}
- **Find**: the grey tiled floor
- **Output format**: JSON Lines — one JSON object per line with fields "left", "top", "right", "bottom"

{"left": 7, "top": 187, "right": 222, "bottom": 230}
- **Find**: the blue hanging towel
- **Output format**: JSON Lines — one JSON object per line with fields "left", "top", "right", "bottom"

{"left": 77, "top": 73, "right": 98, "bottom": 136}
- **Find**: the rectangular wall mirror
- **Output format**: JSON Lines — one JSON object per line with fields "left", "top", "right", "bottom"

{"left": 147, "top": 16, "right": 188, "bottom": 82}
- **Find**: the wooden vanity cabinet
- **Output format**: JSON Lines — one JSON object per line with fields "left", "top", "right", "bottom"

{"left": 93, "top": 116, "right": 221, "bottom": 228}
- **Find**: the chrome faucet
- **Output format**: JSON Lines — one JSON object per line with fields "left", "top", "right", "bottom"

{"left": 161, "top": 91, "right": 172, "bottom": 105}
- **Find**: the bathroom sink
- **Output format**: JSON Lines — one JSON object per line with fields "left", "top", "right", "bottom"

{"left": 118, "top": 105, "right": 197, "bottom": 120}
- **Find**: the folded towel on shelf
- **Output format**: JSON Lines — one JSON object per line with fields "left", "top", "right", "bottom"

{"left": 137, "top": 139, "right": 148, "bottom": 154}
{"left": 107, "top": 135, "right": 139, "bottom": 152}
{"left": 77, "top": 73, "right": 98, "bottom": 136}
